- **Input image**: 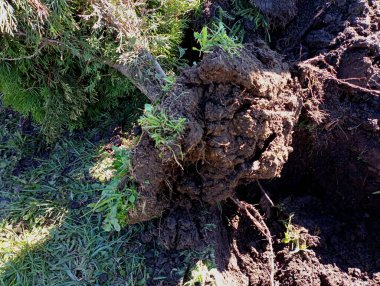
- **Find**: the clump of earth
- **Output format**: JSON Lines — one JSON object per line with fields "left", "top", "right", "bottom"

{"left": 121, "top": 0, "right": 380, "bottom": 285}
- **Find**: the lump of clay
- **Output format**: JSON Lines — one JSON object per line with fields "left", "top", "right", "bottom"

{"left": 126, "top": 44, "right": 302, "bottom": 224}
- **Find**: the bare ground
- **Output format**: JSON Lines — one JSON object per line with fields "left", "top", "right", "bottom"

{"left": 122, "top": 0, "right": 380, "bottom": 285}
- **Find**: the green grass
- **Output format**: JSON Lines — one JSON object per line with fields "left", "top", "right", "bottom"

{"left": 193, "top": 22, "right": 243, "bottom": 56}
{"left": 138, "top": 103, "right": 187, "bottom": 147}
{"left": 0, "top": 100, "right": 215, "bottom": 285}
{"left": 0, "top": 101, "right": 149, "bottom": 285}
{"left": 232, "top": 0, "right": 271, "bottom": 41}
{"left": 0, "top": 217, "right": 147, "bottom": 286}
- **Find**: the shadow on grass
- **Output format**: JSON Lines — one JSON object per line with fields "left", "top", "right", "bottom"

{"left": 0, "top": 100, "right": 213, "bottom": 286}
{"left": 0, "top": 140, "right": 148, "bottom": 285}
{"left": 0, "top": 213, "right": 147, "bottom": 286}
{"left": 0, "top": 100, "right": 151, "bottom": 286}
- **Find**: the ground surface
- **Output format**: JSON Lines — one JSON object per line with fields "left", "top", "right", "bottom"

{"left": 1, "top": 0, "right": 380, "bottom": 285}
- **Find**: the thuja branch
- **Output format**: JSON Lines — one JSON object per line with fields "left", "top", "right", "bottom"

{"left": 2, "top": 31, "right": 165, "bottom": 103}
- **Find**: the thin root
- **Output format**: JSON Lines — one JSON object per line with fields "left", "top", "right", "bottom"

{"left": 231, "top": 198, "right": 276, "bottom": 286}
{"left": 300, "top": 63, "right": 380, "bottom": 96}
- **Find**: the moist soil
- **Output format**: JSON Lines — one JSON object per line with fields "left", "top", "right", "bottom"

{"left": 3, "top": 0, "right": 379, "bottom": 285}
{"left": 126, "top": 0, "right": 380, "bottom": 285}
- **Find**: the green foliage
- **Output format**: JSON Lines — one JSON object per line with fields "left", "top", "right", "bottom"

{"left": 112, "top": 145, "right": 133, "bottom": 179}
{"left": 0, "top": 67, "right": 45, "bottom": 123}
{"left": 0, "top": 1, "right": 137, "bottom": 142}
{"left": 0, "top": 0, "right": 200, "bottom": 142}
{"left": 90, "top": 103, "right": 187, "bottom": 232}
{"left": 89, "top": 145, "right": 139, "bottom": 232}
{"left": 138, "top": 103, "right": 187, "bottom": 147}
{"left": 194, "top": 22, "right": 243, "bottom": 56}
{"left": 232, "top": 0, "right": 271, "bottom": 41}
{"left": 282, "top": 215, "right": 309, "bottom": 254}
{"left": 0, "top": 105, "right": 148, "bottom": 285}
{"left": 145, "top": 0, "right": 202, "bottom": 69}
{"left": 90, "top": 181, "right": 139, "bottom": 232}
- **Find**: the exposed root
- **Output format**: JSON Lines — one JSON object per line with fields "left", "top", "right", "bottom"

{"left": 300, "top": 63, "right": 380, "bottom": 96}
{"left": 126, "top": 45, "right": 302, "bottom": 224}
{"left": 257, "top": 180, "right": 274, "bottom": 208}
{"left": 231, "top": 198, "right": 276, "bottom": 286}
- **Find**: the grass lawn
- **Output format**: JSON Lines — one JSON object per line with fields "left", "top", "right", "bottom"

{"left": 0, "top": 101, "right": 149, "bottom": 286}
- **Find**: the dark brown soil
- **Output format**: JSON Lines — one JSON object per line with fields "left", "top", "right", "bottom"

{"left": 132, "top": 189, "right": 380, "bottom": 285}
{"left": 249, "top": 0, "right": 297, "bottom": 25}
{"left": 276, "top": 0, "right": 380, "bottom": 214}
{"left": 127, "top": 43, "right": 302, "bottom": 224}
{"left": 123, "top": 0, "right": 380, "bottom": 285}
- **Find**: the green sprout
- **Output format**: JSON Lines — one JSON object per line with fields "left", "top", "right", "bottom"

{"left": 193, "top": 22, "right": 243, "bottom": 56}
{"left": 282, "top": 214, "right": 310, "bottom": 254}
{"left": 89, "top": 146, "right": 139, "bottom": 232}
{"left": 138, "top": 104, "right": 187, "bottom": 147}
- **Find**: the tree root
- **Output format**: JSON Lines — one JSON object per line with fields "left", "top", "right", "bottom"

{"left": 257, "top": 180, "right": 274, "bottom": 208}
{"left": 299, "top": 58, "right": 380, "bottom": 96}
{"left": 231, "top": 198, "right": 276, "bottom": 286}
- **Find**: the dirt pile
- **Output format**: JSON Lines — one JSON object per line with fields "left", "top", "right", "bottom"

{"left": 122, "top": 0, "right": 380, "bottom": 285}
{"left": 127, "top": 43, "right": 302, "bottom": 224}
{"left": 273, "top": 0, "right": 380, "bottom": 212}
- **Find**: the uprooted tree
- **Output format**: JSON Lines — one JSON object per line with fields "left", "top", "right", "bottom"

{"left": 114, "top": 0, "right": 380, "bottom": 225}
{"left": 0, "top": 0, "right": 301, "bottom": 221}
{"left": 2, "top": 1, "right": 380, "bottom": 285}
{"left": 0, "top": 0, "right": 198, "bottom": 139}
{"left": 1, "top": 0, "right": 379, "bottom": 227}
{"left": 126, "top": 45, "right": 303, "bottom": 223}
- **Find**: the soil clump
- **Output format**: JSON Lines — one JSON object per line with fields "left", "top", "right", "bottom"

{"left": 123, "top": 0, "right": 380, "bottom": 285}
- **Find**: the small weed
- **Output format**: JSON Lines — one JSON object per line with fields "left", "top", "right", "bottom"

{"left": 169, "top": 245, "right": 218, "bottom": 284}
{"left": 112, "top": 145, "right": 133, "bottom": 179}
{"left": 183, "top": 259, "right": 223, "bottom": 286}
{"left": 90, "top": 140, "right": 135, "bottom": 183}
{"left": 138, "top": 104, "right": 186, "bottom": 147}
{"left": 162, "top": 74, "right": 177, "bottom": 92}
{"left": 232, "top": 0, "right": 271, "bottom": 41}
{"left": 90, "top": 181, "right": 139, "bottom": 232}
{"left": 282, "top": 215, "right": 310, "bottom": 254}
{"left": 193, "top": 22, "right": 243, "bottom": 56}
{"left": 184, "top": 260, "right": 212, "bottom": 286}
{"left": 89, "top": 145, "right": 140, "bottom": 232}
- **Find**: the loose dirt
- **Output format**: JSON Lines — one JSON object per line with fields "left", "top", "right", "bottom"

{"left": 128, "top": 44, "right": 302, "bottom": 224}
{"left": 124, "top": 0, "right": 380, "bottom": 285}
